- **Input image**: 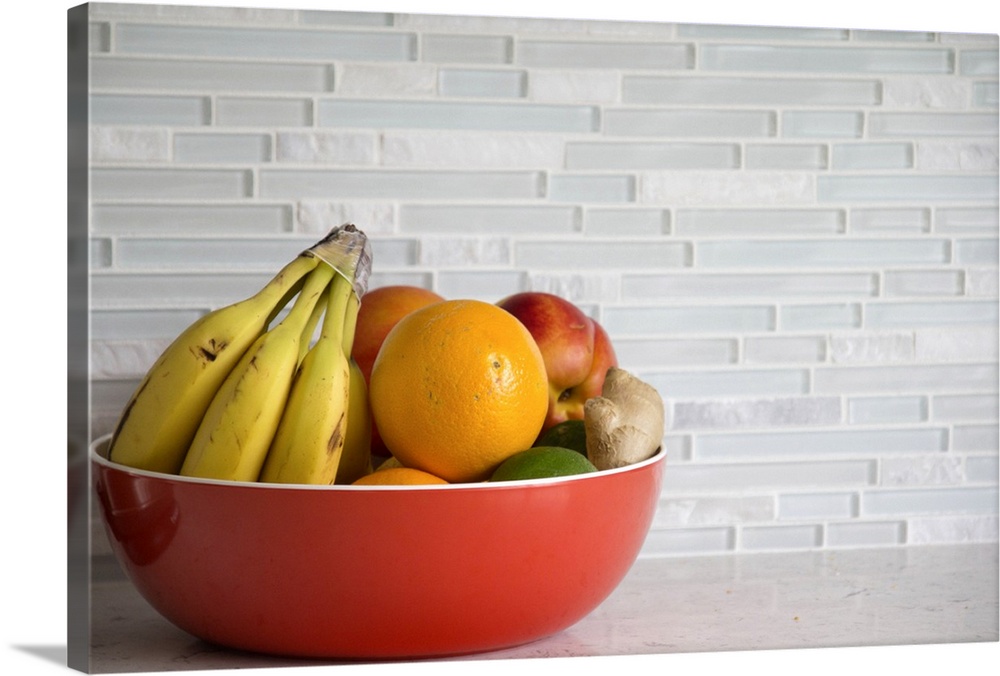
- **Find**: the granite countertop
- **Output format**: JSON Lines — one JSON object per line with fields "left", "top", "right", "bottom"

{"left": 87, "top": 543, "right": 999, "bottom": 673}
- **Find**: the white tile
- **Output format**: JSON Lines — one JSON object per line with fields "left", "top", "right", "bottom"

{"left": 420, "top": 33, "right": 511, "bottom": 63}
{"left": 959, "top": 49, "right": 1000, "bottom": 76}
{"left": 584, "top": 208, "right": 668, "bottom": 236}
{"left": 832, "top": 143, "right": 913, "bottom": 170}
{"left": 862, "top": 487, "right": 998, "bottom": 516}
{"left": 814, "top": 363, "right": 998, "bottom": 394}
{"left": 640, "top": 528, "right": 735, "bottom": 557}
{"left": 435, "top": 271, "right": 524, "bottom": 302}
{"left": 296, "top": 201, "right": 395, "bottom": 236}
{"left": 317, "top": 99, "right": 598, "bottom": 132}
{"left": 870, "top": 113, "right": 1000, "bottom": 137}
{"left": 954, "top": 238, "right": 1000, "bottom": 266}
{"left": 936, "top": 207, "right": 999, "bottom": 233}
{"left": 516, "top": 241, "right": 689, "bottom": 270}
{"left": 114, "top": 236, "right": 315, "bottom": 270}
{"left": 932, "top": 394, "right": 1000, "bottom": 422}
{"left": 914, "top": 327, "right": 1000, "bottom": 362}
{"left": 547, "top": 174, "right": 635, "bottom": 203}
{"left": 699, "top": 239, "right": 948, "bottom": 269}
{"left": 614, "top": 337, "right": 738, "bottom": 368}
{"left": 624, "top": 76, "right": 878, "bottom": 105}
{"left": 744, "top": 336, "right": 827, "bottom": 364}
{"left": 623, "top": 272, "right": 876, "bottom": 299}
{"left": 675, "top": 208, "right": 844, "bottom": 236}
{"left": 850, "top": 207, "right": 930, "bottom": 233}
{"left": 818, "top": 175, "right": 999, "bottom": 202}
{"left": 644, "top": 369, "right": 808, "bottom": 398}
{"left": 603, "top": 305, "right": 773, "bottom": 335}
{"left": 696, "top": 428, "right": 947, "bottom": 461}
{"left": 643, "top": 172, "right": 812, "bottom": 206}
{"left": 216, "top": 97, "right": 312, "bottom": 126}
{"left": 952, "top": 424, "right": 1000, "bottom": 452}
{"left": 866, "top": 301, "right": 999, "bottom": 329}
{"left": 879, "top": 456, "right": 964, "bottom": 487}
{"left": 91, "top": 204, "right": 292, "bottom": 235}
{"left": 517, "top": 39, "right": 692, "bottom": 69}
{"left": 527, "top": 69, "right": 619, "bottom": 103}
{"left": 91, "top": 57, "right": 333, "bottom": 92}
{"left": 605, "top": 110, "right": 775, "bottom": 138}
{"left": 966, "top": 456, "right": 1000, "bottom": 483}
{"left": 780, "top": 303, "right": 861, "bottom": 331}
{"left": 883, "top": 270, "right": 964, "bottom": 296}
{"left": 418, "top": 237, "right": 511, "bottom": 267}
{"left": 384, "top": 131, "right": 565, "bottom": 169}
{"left": 700, "top": 44, "right": 953, "bottom": 74}
{"left": 825, "top": 521, "right": 905, "bottom": 547}
{"left": 90, "top": 309, "right": 206, "bottom": 340}
{"left": 881, "top": 77, "right": 972, "bottom": 108}
{"left": 782, "top": 111, "right": 862, "bottom": 138}
{"left": 745, "top": 144, "right": 827, "bottom": 170}
{"left": 653, "top": 496, "right": 775, "bottom": 529}
{"left": 91, "top": 168, "right": 250, "bottom": 199}
{"left": 916, "top": 142, "right": 999, "bottom": 171}
{"left": 90, "top": 94, "right": 209, "bottom": 126}
{"left": 401, "top": 204, "right": 578, "bottom": 234}
{"left": 90, "top": 127, "right": 169, "bottom": 162}
{"left": 116, "top": 23, "right": 416, "bottom": 61}
{"left": 906, "top": 515, "right": 999, "bottom": 544}
{"left": 848, "top": 396, "right": 928, "bottom": 425}
{"left": 336, "top": 63, "right": 436, "bottom": 97}
{"left": 660, "top": 460, "right": 876, "bottom": 493}
{"left": 779, "top": 492, "right": 857, "bottom": 520}
{"left": 439, "top": 68, "right": 526, "bottom": 98}
{"left": 673, "top": 396, "right": 842, "bottom": 430}
{"left": 259, "top": 169, "right": 543, "bottom": 200}
{"left": 276, "top": 132, "right": 375, "bottom": 165}
{"left": 565, "top": 142, "right": 738, "bottom": 170}
{"left": 829, "top": 333, "right": 914, "bottom": 364}
{"left": 525, "top": 272, "right": 619, "bottom": 304}
{"left": 175, "top": 133, "right": 272, "bottom": 164}
{"left": 741, "top": 525, "right": 821, "bottom": 550}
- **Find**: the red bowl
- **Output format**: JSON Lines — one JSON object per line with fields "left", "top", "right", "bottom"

{"left": 91, "top": 435, "right": 665, "bottom": 659}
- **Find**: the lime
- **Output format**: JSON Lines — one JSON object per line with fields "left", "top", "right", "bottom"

{"left": 535, "top": 419, "right": 587, "bottom": 455}
{"left": 490, "top": 446, "right": 598, "bottom": 482}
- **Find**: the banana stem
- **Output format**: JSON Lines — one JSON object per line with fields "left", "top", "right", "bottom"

{"left": 322, "top": 272, "right": 354, "bottom": 349}
{"left": 298, "top": 284, "right": 329, "bottom": 364}
{"left": 341, "top": 289, "right": 360, "bottom": 355}
{"left": 282, "top": 263, "right": 335, "bottom": 336}
{"left": 263, "top": 253, "right": 321, "bottom": 328}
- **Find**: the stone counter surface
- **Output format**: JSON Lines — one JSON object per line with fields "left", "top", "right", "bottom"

{"left": 88, "top": 543, "right": 998, "bottom": 673}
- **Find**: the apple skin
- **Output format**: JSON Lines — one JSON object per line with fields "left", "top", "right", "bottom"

{"left": 351, "top": 285, "right": 445, "bottom": 456}
{"left": 496, "top": 292, "right": 618, "bottom": 435}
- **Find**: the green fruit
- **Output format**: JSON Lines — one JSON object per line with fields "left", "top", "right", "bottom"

{"left": 490, "top": 446, "right": 598, "bottom": 482}
{"left": 535, "top": 419, "right": 587, "bottom": 455}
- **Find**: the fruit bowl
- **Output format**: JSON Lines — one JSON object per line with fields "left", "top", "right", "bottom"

{"left": 90, "top": 433, "right": 665, "bottom": 660}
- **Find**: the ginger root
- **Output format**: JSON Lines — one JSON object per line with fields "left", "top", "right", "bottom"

{"left": 584, "top": 367, "right": 665, "bottom": 471}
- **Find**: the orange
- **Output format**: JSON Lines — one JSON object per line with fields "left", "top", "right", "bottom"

{"left": 352, "top": 467, "right": 448, "bottom": 486}
{"left": 369, "top": 299, "right": 549, "bottom": 483}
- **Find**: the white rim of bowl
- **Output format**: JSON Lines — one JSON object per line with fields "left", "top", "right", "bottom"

{"left": 89, "top": 433, "right": 665, "bottom": 491}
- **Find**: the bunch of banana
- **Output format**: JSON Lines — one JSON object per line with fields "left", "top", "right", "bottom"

{"left": 107, "top": 224, "right": 374, "bottom": 485}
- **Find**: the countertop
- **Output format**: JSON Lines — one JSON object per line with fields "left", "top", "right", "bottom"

{"left": 87, "top": 543, "right": 999, "bottom": 673}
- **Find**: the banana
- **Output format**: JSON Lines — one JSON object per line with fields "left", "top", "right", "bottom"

{"left": 258, "top": 272, "right": 355, "bottom": 485}
{"left": 107, "top": 252, "right": 320, "bottom": 474}
{"left": 179, "top": 263, "right": 335, "bottom": 482}
{"left": 336, "top": 357, "right": 374, "bottom": 484}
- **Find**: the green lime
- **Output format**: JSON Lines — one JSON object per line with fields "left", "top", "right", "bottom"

{"left": 535, "top": 419, "right": 588, "bottom": 455}
{"left": 490, "top": 446, "right": 598, "bottom": 482}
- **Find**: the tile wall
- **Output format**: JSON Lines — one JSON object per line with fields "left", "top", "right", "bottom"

{"left": 85, "top": 2, "right": 1000, "bottom": 556}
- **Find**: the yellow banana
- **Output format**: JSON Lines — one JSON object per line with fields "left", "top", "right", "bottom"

{"left": 336, "top": 357, "right": 373, "bottom": 484}
{"left": 107, "top": 252, "right": 320, "bottom": 474}
{"left": 179, "top": 263, "right": 335, "bottom": 482}
{"left": 259, "top": 272, "right": 355, "bottom": 485}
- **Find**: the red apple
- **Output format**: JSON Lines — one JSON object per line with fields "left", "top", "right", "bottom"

{"left": 496, "top": 292, "right": 618, "bottom": 435}
{"left": 352, "top": 285, "right": 445, "bottom": 456}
